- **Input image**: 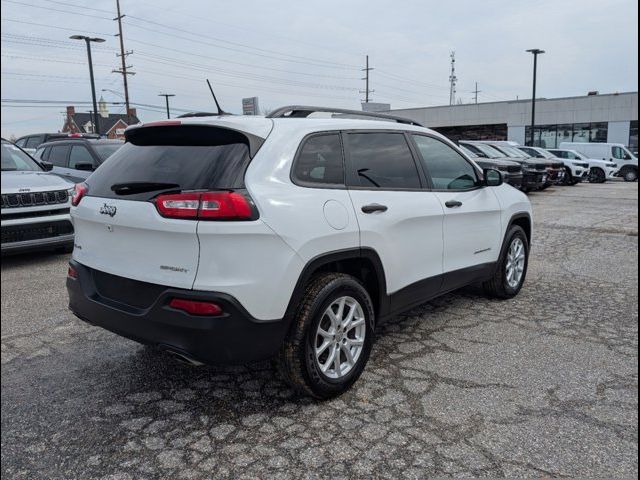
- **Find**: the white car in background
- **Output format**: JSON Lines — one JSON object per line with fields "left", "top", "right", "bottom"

{"left": 548, "top": 148, "right": 619, "bottom": 184}
{"left": 1, "top": 139, "right": 74, "bottom": 254}
{"left": 517, "top": 146, "right": 589, "bottom": 185}
{"left": 558, "top": 142, "right": 637, "bottom": 182}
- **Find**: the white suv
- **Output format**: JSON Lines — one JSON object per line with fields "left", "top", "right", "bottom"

{"left": 66, "top": 107, "right": 532, "bottom": 398}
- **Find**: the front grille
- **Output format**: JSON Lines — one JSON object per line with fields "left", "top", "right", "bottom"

{"left": 91, "top": 268, "right": 166, "bottom": 309}
{"left": 507, "top": 165, "right": 521, "bottom": 173}
{"left": 1, "top": 208, "right": 70, "bottom": 221}
{"left": 1, "top": 190, "right": 69, "bottom": 209}
{"left": 1, "top": 220, "right": 73, "bottom": 244}
{"left": 535, "top": 164, "right": 547, "bottom": 171}
{"left": 552, "top": 162, "right": 564, "bottom": 169}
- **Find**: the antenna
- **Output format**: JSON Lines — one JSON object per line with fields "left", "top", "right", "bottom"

{"left": 449, "top": 51, "right": 458, "bottom": 106}
{"left": 206, "top": 79, "right": 227, "bottom": 115}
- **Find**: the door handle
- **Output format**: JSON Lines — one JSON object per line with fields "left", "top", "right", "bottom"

{"left": 361, "top": 204, "right": 388, "bottom": 214}
{"left": 445, "top": 200, "right": 463, "bottom": 208}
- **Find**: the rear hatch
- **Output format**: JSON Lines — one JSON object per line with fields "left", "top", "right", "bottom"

{"left": 71, "top": 122, "right": 266, "bottom": 289}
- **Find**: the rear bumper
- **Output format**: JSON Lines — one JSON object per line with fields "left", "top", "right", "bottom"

{"left": 66, "top": 260, "right": 290, "bottom": 365}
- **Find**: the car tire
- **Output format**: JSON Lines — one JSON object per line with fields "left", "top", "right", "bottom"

{"left": 622, "top": 168, "right": 638, "bottom": 182}
{"left": 483, "top": 225, "right": 529, "bottom": 299}
{"left": 589, "top": 167, "right": 606, "bottom": 183}
{"left": 278, "top": 273, "right": 375, "bottom": 399}
{"left": 563, "top": 167, "right": 574, "bottom": 186}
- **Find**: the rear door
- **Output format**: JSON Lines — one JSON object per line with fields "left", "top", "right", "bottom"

{"left": 72, "top": 125, "right": 257, "bottom": 289}
{"left": 410, "top": 134, "right": 502, "bottom": 288}
{"left": 344, "top": 131, "right": 445, "bottom": 309}
{"left": 68, "top": 144, "right": 97, "bottom": 182}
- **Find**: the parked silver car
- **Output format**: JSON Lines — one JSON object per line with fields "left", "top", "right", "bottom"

{"left": 1, "top": 139, "right": 74, "bottom": 254}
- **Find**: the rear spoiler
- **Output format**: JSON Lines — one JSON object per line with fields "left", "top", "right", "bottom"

{"left": 124, "top": 122, "right": 265, "bottom": 158}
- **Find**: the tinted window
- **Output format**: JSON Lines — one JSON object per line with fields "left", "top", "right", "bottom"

{"left": 48, "top": 145, "right": 70, "bottom": 167}
{"left": 15, "top": 138, "right": 27, "bottom": 147}
{"left": 1, "top": 141, "right": 42, "bottom": 172}
{"left": 87, "top": 141, "right": 251, "bottom": 201}
{"left": 25, "top": 135, "right": 44, "bottom": 149}
{"left": 347, "top": 133, "right": 420, "bottom": 189}
{"left": 292, "top": 134, "right": 343, "bottom": 186}
{"left": 93, "top": 144, "right": 122, "bottom": 161}
{"left": 413, "top": 135, "right": 478, "bottom": 190}
{"left": 69, "top": 145, "right": 95, "bottom": 169}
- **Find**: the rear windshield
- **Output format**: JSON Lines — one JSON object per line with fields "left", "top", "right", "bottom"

{"left": 93, "top": 143, "right": 122, "bottom": 161}
{"left": 86, "top": 126, "right": 252, "bottom": 201}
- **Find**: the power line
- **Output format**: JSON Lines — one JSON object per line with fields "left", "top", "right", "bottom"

{"left": 1, "top": 18, "right": 112, "bottom": 36}
{"left": 1, "top": 0, "right": 112, "bottom": 20}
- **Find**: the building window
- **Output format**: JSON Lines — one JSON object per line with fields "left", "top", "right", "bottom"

{"left": 525, "top": 122, "right": 609, "bottom": 148}
{"left": 629, "top": 121, "right": 638, "bottom": 153}
{"left": 434, "top": 124, "right": 508, "bottom": 143}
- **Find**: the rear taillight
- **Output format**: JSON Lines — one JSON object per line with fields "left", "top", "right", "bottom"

{"left": 71, "top": 183, "right": 88, "bottom": 207}
{"left": 67, "top": 265, "right": 78, "bottom": 279}
{"left": 153, "top": 191, "right": 255, "bottom": 220}
{"left": 168, "top": 298, "right": 223, "bottom": 316}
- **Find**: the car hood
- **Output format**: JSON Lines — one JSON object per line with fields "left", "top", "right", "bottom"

{"left": 1, "top": 170, "right": 73, "bottom": 194}
{"left": 475, "top": 158, "right": 521, "bottom": 168}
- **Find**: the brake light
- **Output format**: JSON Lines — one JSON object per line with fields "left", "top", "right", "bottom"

{"left": 71, "top": 182, "right": 88, "bottom": 206}
{"left": 153, "top": 191, "right": 254, "bottom": 220}
{"left": 67, "top": 265, "right": 78, "bottom": 279}
{"left": 169, "top": 298, "right": 223, "bottom": 316}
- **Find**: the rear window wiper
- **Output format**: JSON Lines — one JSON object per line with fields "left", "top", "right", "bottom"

{"left": 111, "top": 182, "right": 180, "bottom": 195}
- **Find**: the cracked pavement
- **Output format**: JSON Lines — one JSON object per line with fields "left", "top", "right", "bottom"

{"left": 1, "top": 181, "right": 638, "bottom": 479}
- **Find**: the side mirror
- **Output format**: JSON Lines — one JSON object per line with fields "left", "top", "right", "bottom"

{"left": 74, "top": 162, "right": 95, "bottom": 172}
{"left": 483, "top": 168, "right": 503, "bottom": 187}
{"left": 40, "top": 161, "right": 54, "bottom": 172}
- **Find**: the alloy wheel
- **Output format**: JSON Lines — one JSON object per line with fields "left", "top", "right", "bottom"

{"left": 505, "top": 237, "right": 526, "bottom": 289}
{"left": 314, "top": 296, "right": 366, "bottom": 379}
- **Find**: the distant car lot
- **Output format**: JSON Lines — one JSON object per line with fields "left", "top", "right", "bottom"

{"left": 1, "top": 181, "right": 637, "bottom": 478}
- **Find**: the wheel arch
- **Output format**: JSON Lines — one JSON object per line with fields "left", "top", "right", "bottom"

{"left": 506, "top": 212, "right": 532, "bottom": 246}
{"left": 283, "top": 248, "right": 388, "bottom": 323}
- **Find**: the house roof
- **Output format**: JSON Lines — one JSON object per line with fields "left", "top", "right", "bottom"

{"left": 72, "top": 112, "right": 140, "bottom": 134}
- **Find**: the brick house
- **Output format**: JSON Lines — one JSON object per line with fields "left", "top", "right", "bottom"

{"left": 61, "top": 97, "right": 140, "bottom": 139}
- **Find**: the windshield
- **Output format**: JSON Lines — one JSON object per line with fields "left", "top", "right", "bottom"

{"left": 535, "top": 148, "right": 556, "bottom": 159}
{"left": 1, "top": 141, "right": 43, "bottom": 172}
{"left": 498, "top": 145, "right": 528, "bottom": 158}
{"left": 472, "top": 143, "right": 506, "bottom": 158}
{"left": 93, "top": 143, "right": 123, "bottom": 161}
{"left": 459, "top": 145, "right": 480, "bottom": 157}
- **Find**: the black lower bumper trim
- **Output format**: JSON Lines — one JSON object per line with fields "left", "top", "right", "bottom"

{"left": 67, "top": 260, "right": 290, "bottom": 365}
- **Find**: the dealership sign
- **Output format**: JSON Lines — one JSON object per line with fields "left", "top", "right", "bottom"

{"left": 242, "top": 97, "right": 260, "bottom": 116}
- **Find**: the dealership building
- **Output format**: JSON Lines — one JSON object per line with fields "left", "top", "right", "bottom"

{"left": 388, "top": 91, "right": 638, "bottom": 151}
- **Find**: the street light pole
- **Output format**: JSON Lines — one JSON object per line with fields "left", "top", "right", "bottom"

{"left": 70, "top": 35, "right": 105, "bottom": 136}
{"left": 526, "top": 48, "right": 545, "bottom": 146}
{"left": 158, "top": 93, "right": 175, "bottom": 119}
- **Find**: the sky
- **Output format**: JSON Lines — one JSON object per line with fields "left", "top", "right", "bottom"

{"left": 1, "top": 0, "right": 638, "bottom": 137}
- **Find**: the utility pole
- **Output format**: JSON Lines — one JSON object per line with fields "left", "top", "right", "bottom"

{"left": 473, "top": 82, "right": 481, "bottom": 104}
{"left": 361, "top": 55, "right": 374, "bottom": 103}
{"left": 114, "top": 0, "right": 135, "bottom": 124}
{"left": 526, "top": 48, "right": 545, "bottom": 146}
{"left": 158, "top": 93, "right": 175, "bottom": 119}
{"left": 449, "top": 51, "right": 457, "bottom": 106}
{"left": 70, "top": 35, "right": 105, "bottom": 136}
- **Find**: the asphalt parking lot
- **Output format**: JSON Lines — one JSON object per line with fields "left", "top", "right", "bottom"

{"left": 1, "top": 181, "right": 638, "bottom": 479}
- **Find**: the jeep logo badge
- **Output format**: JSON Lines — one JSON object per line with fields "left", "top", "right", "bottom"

{"left": 100, "top": 203, "right": 117, "bottom": 217}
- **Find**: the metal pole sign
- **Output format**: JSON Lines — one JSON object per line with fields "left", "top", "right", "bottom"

{"left": 242, "top": 97, "right": 260, "bottom": 115}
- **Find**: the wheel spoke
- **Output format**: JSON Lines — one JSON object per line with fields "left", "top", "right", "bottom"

{"left": 317, "top": 326, "right": 333, "bottom": 339}
{"left": 347, "top": 338, "right": 364, "bottom": 347}
{"left": 342, "top": 302, "right": 356, "bottom": 330}
{"left": 322, "top": 346, "right": 337, "bottom": 373}
{"left": 326, "top": 309, "right": 340, "bottom": 329}
{"left": 347, "top": 317, "right": 365, "bottom": 332}
{"left": 316, "top": 339, "right": 331, "bottom": 356}
{"left": 341, "top": 344, "right": 355, "bottom": 367}
{"left": 333, "top": 345, "right": 342, "bottom": 376}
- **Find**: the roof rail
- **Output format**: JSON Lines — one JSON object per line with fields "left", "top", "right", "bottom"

{"left": 266, "top": 105, "right": 423, "bottom": 127}
{"left": 176, "top": 112, "right": 225, "bottom": 118}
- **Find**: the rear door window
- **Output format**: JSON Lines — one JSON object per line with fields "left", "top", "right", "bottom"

{"left": 69, "top": 145, "right": 95, "bottom": 169}
{"left": 48, "top": 145, "right": 70, "bottom": 167}
{"left": 292, "top": 134, "right": 344, "bottom": 187}
{"left": 345, "top": 132, "right": 421, "bottom": 189}
{"left": 86, "top": 126, "right": 254, "bottom": 201}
